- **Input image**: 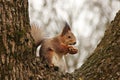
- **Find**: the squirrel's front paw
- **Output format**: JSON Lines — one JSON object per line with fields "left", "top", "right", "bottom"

{"left": 68, "top": 46, "right": 78, "bottom": 54}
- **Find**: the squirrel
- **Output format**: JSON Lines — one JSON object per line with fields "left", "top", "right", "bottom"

{"left": 31, "top": 23, "right": 78, "bottom": 72}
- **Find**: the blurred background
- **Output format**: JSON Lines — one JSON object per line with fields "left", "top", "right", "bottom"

{"left": 28, "top": 0, "right": 120, "bottom": 73}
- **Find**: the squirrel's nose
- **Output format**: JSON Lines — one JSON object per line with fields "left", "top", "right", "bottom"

{"left": 73, "top": 42, "right": 76, "bottom": 45}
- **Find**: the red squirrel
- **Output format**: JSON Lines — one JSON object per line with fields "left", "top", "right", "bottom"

{"left": 31, "top": 23, "right": 78, "bottom": 72}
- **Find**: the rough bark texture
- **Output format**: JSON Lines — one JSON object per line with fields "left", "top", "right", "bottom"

{"left": 0, "top": 0, "right": 120, "bottom": 80}
{"left": 74, "top": 11, "right": 120, "bottom": 80}
{"left": 0, "top": 0, "right": 35, "bottom": 80}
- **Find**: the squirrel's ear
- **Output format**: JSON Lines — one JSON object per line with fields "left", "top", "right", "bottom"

{"left": 61, "top": 23, "right": 71, "bottom": 36}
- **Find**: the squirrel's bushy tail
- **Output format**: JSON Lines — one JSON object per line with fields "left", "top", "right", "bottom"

{"left": 31, "top": 24, "right": 44, "bottom": 46}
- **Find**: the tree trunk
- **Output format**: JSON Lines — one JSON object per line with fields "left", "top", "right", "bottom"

{"left": 0, "top": 0, "right": 35, "bottom": 80}
{"left": 0, "top": 0, "right": 120, "bottom": 80}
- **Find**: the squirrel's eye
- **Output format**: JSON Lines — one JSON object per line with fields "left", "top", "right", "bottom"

{"left": 68, "top": 36, "right": 71, "bottom": 38}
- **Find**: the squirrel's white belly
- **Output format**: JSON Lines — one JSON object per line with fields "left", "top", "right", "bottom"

{"left": 52, "top": 53, "right": 67, "bottom": 72}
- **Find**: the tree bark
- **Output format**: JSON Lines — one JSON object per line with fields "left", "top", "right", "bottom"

{"left": 74, "top": 11, "right": 120, "bottom": 80}
{"left": 0, "top": 0, "right": 120, "bottom": 80}
{"left": 0, "top": 0, "right": 35, "bottom": 80}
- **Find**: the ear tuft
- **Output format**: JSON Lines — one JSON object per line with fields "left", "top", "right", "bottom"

{"left": 65, "top": 22, "right": 71, "bottom": 30}
{"left": 61, "top": 22, "right": 71, "bottom": 36}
